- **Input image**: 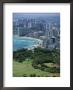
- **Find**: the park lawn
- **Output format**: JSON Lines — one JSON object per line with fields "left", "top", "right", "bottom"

{"left": 13, "top": 60, "right": 60, "bottom": 77}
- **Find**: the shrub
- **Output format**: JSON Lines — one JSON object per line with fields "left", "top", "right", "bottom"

{"left": 23, "top": 74, "right": 27, "bottom": 77}
{"left": 30, "top": 74, "right": 36, "bottom": 77}
{"left": 40, "top": 66, "right": 45, "bottom": 71}
{"left": 32, "top": 63, "right": 38, "bottom": 69}
{"left": 43, "top": 67, "right": 60, "bottom": 73}
{"left": 37, "top": 75, "right": 40, "bottom": 77}
{"left": 18, "top": 59, "right": 23, "bottom": 63}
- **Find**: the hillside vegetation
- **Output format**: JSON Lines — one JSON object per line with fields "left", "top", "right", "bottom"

{"left": 13, "top": 48, "right": 60, "bottom": 77}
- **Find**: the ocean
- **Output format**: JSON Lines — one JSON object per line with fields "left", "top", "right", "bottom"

{"left": 13, "top": 36, "right": 42, "bottom": 51}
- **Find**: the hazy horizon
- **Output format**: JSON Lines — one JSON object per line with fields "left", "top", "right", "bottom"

{"left": 13, "top": 13, "right": 60, "bottom": 19}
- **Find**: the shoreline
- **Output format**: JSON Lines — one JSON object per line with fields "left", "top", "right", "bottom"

{"left": 13, "top": 35, "right": 43, "bottom": 51}
{"left": 14, "top": 35, "right": 43, "bottom": 44}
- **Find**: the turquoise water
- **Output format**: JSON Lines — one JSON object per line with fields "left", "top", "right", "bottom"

{"left": 13, "top": 36, "right": 42, "bottom": 51}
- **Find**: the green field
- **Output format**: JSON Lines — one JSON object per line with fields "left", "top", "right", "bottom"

{"left": 13, "top": 60, "right": 60, "bottom": 77}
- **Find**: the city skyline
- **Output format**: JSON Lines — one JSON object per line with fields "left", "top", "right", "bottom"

{"left": 13, "top": 13, "right": 60, "bottom": 50}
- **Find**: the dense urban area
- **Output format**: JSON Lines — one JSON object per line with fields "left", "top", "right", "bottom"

{"left": 13, "top": 15, "right": 60, "bottom": 50}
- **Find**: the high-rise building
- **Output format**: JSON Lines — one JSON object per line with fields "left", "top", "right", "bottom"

{"left": 43, "top": 23, "right": 60, "bottom": 50}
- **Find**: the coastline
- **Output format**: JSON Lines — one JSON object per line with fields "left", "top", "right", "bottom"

{"left": 13, "top": 35, "right": 43, "bottom": 51}
{"left": 14, "top": 35, "right": 43, "bottom": 43}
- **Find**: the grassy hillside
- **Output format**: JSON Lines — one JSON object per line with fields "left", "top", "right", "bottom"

{"left": 13, "top": 48, "right": 60, "bottom": 77}
{"left": 13, "top": 60, "right": 60, "bottom": 77}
